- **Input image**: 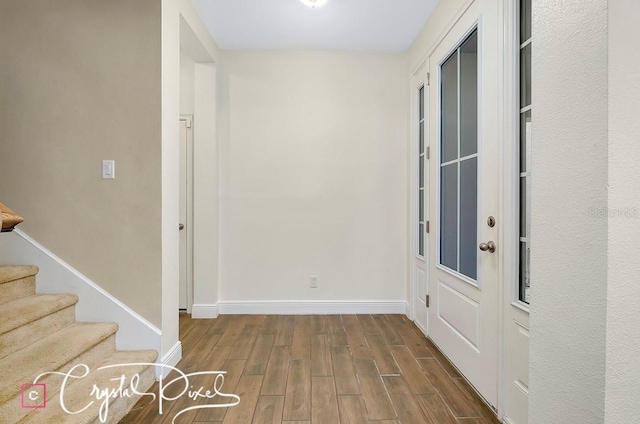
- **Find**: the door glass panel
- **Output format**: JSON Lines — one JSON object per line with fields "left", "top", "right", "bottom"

{"left": 460, "top": 157, "right": 478, "bottom": 279}
{"left": 439, "top": 28, "right": 478, "bottom": 280}
{"left": 441, "top": 52, "right": 459, "bottom": 163}
{"left": 441, "top": 163, "right": 458, "bottom": 270}
{"left": 419, "top": 189, "right": 424, "bottom": 223}
{"left": 460, "top": 31, "right": 478, "bottom": 158}
{"left": 419, "top": 155, "right": 424, "bottom": 187}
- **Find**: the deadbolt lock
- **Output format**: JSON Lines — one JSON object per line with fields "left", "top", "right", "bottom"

{"left": 487, "top": 216, "right": 496, "bottom": 228}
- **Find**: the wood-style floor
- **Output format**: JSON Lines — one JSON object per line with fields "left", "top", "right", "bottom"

{"left": 121, "top": 314, "right": 500, "bottom": 424}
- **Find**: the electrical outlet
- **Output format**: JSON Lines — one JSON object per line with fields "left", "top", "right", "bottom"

{"left": 310, "top": 275, "right": 318, "bottom": 288}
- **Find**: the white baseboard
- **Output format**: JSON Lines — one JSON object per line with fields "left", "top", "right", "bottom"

{"left": 218, "top": 300, "right": 408, "bottom": 315}
{"left": 191, "top": 303, "right": 219, "bottom": 319}
{"left": 157, "top": 341, "right": 182, "bottom": 379}
{"left": 0, "top": 230, "right": 162, "bottom": 355}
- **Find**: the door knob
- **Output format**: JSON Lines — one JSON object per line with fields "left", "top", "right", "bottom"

{"left": 179, "top": 223, "right": 185, "bottom": 231}
{"left": 479, "top": 241, "right": 496, "bottom": 253}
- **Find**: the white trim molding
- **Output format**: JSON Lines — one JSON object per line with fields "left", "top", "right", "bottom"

{"left": 218, "top": 300, "right": 408, "bottom": 315}
{"left": 0, "top": 229, "right": 162, "bottom": 354}
{"left": 191, "top": 303, "right": 220, "bottom": 318}
{"left": 157, "top": 341, "right": 182, "bottom": 379}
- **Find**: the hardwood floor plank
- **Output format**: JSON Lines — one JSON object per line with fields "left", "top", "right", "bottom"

{"left": 372, "top": 315, "right": 403, "bottom": 345}
{"left": 275, "top": 316, "right": 295, "bottom": 346}
{"left": 337, "top": 395, "right": 369, "bottom": 424}
{"left": 203, "top": 345, "right": 233, "bottom": 374}
{"left": 311, "top": 334, "right": 333, "bottom": 376}
{"left": 452, "top": 378, "right": 501, "bottom": 424}
{"left": 326, "top": 315, "right": 348, "bottom": 346}
{"left": 261, "top": 315, "right": 280, "bottom": 335}
{"left": 330, "top": 345, "right": 360, "bottom": 395}
{"left": 353, "top": 359, "right": 396, "bottom": 421}
{"left": 424, "top": 338, "right": 463, "bottom": 378}
{"left": 245, "top": 334, "right": 275, "bottom": 375}
{"left": 222, "top": 375, "right": 263, "bottom": 424}
{"left": 261, "top": 346, "right": 291, "bottom": 395}
{"left": 356, "top": 315, "right": 380, "bottom": 336}
{"left": 218, "top": 315, "right": 250, "bottom": 347}
{"left": 311, "top": 315, "right": 327, "bottom": 334}
{"left": 389, "top": 345, "right": 436, "bottom": 395}
{"left": 311, "top": 376, "right": 340, "bottom": 424}
{"left": 382, "top": 376, "right": 431, "bottom": 424}
{"left": 387, "top": 316, "right": 433, "bottom": 358}
{"left": 194, "top": 358, "right": 247, "bottom": 422}
{"left": 291, "top": 315, "right": 311, "bottom": 360}
{"left": 415, "top": 394, "right": 458, "bottom": 424}
{"left": 230, "top": 324, "right": 260, "bottom": 359}
{"left": 365, "top": 334, "right": 401, "bottom": 375}
{"left": 418, "top": 358, "right": 480, "bottom": 418}
{"left": 251, "top": 396, "right": 284, "bottom": 424}
{"left": 456, "top": 419, "right": 488, "bottom": 423}
{"left": 283, "top": 359, "right": 311, "bottom": 421}
{"left": 341, "top": 315, "right": 372, "bottom": 359}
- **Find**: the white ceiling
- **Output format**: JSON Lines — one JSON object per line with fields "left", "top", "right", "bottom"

{"left": 190, "top": 0, "right": 440, "bottom": 51}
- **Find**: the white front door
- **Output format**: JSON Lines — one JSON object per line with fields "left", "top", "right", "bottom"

{"left": 427, "top": 0, "right": 500, "bottom": 408}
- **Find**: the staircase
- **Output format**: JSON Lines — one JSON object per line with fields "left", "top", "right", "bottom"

{"left": 0, "top": 265, "right": 158, "bottom": 423}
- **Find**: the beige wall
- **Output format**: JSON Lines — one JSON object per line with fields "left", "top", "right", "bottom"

{"left": 219, "top": 51, "right": 408, "bottom": 303}
{"left": 0, "top": 0, "right": 163, "bottom": 326}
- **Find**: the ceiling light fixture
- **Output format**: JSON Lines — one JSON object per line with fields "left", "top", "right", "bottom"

{"left": 300, "top": 0, "right": 328, "bottom": 8}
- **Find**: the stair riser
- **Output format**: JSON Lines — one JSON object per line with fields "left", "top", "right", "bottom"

{"left": 0, "top": 306, "right": 76, "bottom": 360}
{"left": 1, "top": 333, "right": 117, "bottom": 424}
{"left": 0, "top": 276, "right": 35, "bottom": 305}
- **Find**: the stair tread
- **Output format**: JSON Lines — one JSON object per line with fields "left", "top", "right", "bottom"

{"left": 0, "top": 322, "right": 118, "bottom": 404}
{"left": 20, "top": 350, "right": 158, "bottom": 424}
{"left": 0, "top": 265, "right": 38, "bottom": 285}
{"left": 0, "top": 293, "right": 79, "bottom": 335}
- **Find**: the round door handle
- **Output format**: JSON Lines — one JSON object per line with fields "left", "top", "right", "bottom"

{"left": 479, "top": 241, "right": 496, "bottom": 253}
{"left": 179, "top": 223, "right": 185, "bottom": 231}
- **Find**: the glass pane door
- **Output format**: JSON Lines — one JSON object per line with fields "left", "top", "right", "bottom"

{"left": 439, "top": 29, "right": 478, "bottom": 281}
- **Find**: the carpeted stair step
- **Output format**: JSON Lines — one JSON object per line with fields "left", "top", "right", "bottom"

{"left": 19, "top": 349, "right": 158, "bottom": 424}
{"left": 0, "top": 322, "right": 118, "bottom": 423}
{"left": 0, "top": 293, "right": 78, "bottom": 359}
{"left": 0, "top": 265, "right": 38, "bottom": 305}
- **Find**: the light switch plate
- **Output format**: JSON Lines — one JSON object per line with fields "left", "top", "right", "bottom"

{"left": 102, "top": 160, "right": 115, "bottom": 179}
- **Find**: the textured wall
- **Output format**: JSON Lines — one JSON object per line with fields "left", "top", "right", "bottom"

{"left": 606, "top": 1, "right": 640, "bottom": 422}
{"left": 529, "top": 1, "right": 608, "bottom": 422}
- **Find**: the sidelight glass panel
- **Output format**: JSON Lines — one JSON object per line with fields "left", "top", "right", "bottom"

{"left": 460, "top": 31, "right": 478, "bottom": 157}
{"left": 520, "top": 177, "right": 527, "bottom": 237}
{"left": 440, "top": 163, "right": 458, "bottom": 270}
{"left": 519, "top": 1, "right": 532, "bottom": 303}
{"left": 460, "top": 158, "right": 478, "bottom": 279}
{"left": 441, "top": 52, "right": 459, "bottom": 163}
{"left": 520, "top": 0, "right": 532, "bottom": 41}
{"left": 520, "top": 43, "right": 532, "bottom": 108}
{"left": 520, "top": 110, "right": 531, "bottom": 172}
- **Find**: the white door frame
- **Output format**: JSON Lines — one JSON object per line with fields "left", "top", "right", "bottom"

{"left": 500, "top": 0, "right": 530, "bottom": 422}
{"left": 179, "top": 115, "right": 194, "bottom": 314}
